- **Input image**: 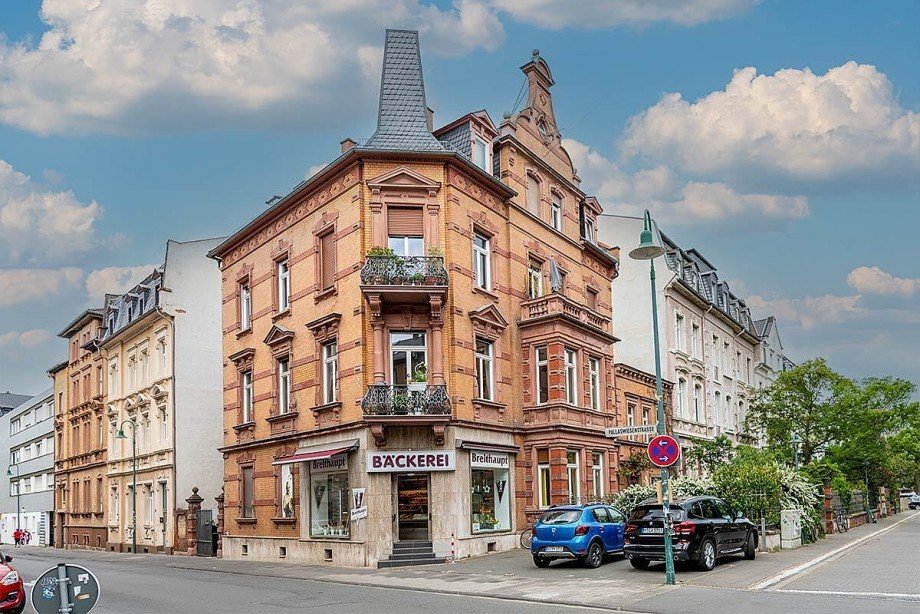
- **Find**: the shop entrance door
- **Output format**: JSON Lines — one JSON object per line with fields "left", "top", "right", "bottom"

{"left": 396, "top": 474, "right": 429, "bottom": 541}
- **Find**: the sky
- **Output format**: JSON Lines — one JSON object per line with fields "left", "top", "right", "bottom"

{"left": 0, "top": 0, "right": 917, "bottom": 398}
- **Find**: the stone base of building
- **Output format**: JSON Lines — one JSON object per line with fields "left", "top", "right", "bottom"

{"left": 106, "top": 541, "right": 172, "bottom": 555}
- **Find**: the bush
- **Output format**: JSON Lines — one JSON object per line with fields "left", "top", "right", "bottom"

{"left": 713, "top": 461, "right": 782, "bottom": 524}
{"left": 778, "top": 466, "right": 825, "bottom": 543}
{"left": 604, "top": 477, "right": 716, "bottom": 515}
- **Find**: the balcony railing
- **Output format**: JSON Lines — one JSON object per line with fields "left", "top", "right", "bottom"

{"left": 520, "top": 293, "right": 611, "bottom": 333}
{"left": 360, "top": 255, "right": 448, "bottom": 286}
{"left": 362, "top": 384, "right": 451, "bottom": 417}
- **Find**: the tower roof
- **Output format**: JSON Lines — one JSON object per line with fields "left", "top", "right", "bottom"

{"left": 361, "top": 29, "right": 447, "bottom": 152}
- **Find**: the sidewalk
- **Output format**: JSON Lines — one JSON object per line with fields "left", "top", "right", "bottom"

{"left": 15, "top": 510, "right": 917, "bottom": 612}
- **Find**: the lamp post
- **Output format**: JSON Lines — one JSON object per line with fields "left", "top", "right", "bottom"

{"left": 863, "top": 459, "right": 873, "bottom": 524}
{"left": 6, "top": 465, "right": 20, "bottom": 546}
{"left": 115, "top": 420, "right": 137, "bottom": 554}
{"left": 791, "top": 433, "right": 801, "bottom": 472}
{"left": 629, "top": 209, "right": 675, "bottom": 586}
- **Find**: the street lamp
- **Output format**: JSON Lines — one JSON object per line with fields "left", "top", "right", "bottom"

{"left": 6, "top": 465, "right": 20, "bottom": 546}
{"left": 863, "top": 459, "right": 874, "bottom": 524}
{"left": 791, "top": 433, "right": 802, "bottom": 471}
{"left": 115, "top": 420, "right": 138, "bottom": 554}
{"left": 628, "top": 209, "right": 675, "bottom": 586}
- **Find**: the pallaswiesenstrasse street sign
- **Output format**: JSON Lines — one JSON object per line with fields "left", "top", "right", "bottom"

{"left": 605, "top": 424, "right": 658, "bottom": 437}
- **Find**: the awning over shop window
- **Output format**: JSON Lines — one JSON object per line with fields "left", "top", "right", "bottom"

{"left": 456, "top": 440, "right": 519, "bottom": 454}
{"left": 272, "top": 438, "right": 359, "bottom": 466}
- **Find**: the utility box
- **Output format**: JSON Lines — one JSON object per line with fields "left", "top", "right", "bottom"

{"left": 780, "top": 509, "right": 802, "bottom": 549}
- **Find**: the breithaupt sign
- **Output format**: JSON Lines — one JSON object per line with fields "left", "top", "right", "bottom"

{"left": 367, "top": 450, "right": 456, "bottom": 472}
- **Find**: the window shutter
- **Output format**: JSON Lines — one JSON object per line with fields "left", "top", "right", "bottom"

{"left": 321, "top": 232, "right": 336, "bottom": 289}
{"left": 387, "top": 207, "right": 424, "bottom": 236}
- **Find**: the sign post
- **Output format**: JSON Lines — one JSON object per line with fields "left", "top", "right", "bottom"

{"left": 31, "top": 564, "right": 100, "bottom": 614}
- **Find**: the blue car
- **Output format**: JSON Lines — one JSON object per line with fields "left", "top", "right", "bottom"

{"left": 530, "top": 504, "right": 627, "bottom": 568}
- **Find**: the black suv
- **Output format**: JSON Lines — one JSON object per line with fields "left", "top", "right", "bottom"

{"left": 623, "top": 495, "right": 758, "bottom": 571}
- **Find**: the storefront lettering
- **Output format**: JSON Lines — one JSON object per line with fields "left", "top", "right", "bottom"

{"left": 366, "top": 451, "right": 456, "bottom": 472}
{"left": 470, "top": 451, "right": 510, "bottom": 469}
{"left": 311, "top": 455, "right": 348, "bottom": 472}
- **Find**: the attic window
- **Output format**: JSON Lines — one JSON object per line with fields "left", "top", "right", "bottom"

{"left": 472, "top": 137, "right": 490, "bottom": 172}
{"left": 538, "top": 120, "right": 548, "bottom": 138}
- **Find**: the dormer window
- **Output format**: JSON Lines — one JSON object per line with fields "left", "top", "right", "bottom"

{"left": 472, "top": 136, "right": 490, "bottom": 171}
{"left": 584, "top": 217, "right": 596, "bottom": 244}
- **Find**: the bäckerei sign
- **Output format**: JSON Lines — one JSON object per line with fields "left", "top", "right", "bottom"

{"left": 367, "top": 450, "right": 456, "bottom": 472}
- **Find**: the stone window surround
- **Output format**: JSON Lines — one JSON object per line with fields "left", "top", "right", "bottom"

{"left": 306, "top": 313, "right": 343, "bottom": 420}
{"left": 269, "top": 240, "right": 292, "bottom": 318}
{"left": 228, "top": 348, "right": 256, "bottom": 429}
{"left": 313, "top": 212, "right": 339, "bottom": 303}
{"left": 236, "top": 456, "right": 257, "bottom": 524}
{"left": 263, "top": 326, "right": 296, "bottom": 420}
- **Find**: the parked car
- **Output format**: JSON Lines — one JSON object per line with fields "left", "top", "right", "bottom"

{"left": 530, "top": 504, "right": 627, "bottom": 568}
{"left": 0, "top": 552, "right": 24, "bottom": 614}
{"left": 898, "top": 488, "right": 917, "bottom": 499}
{"left": 909, "top": 494, "right": 920, "bottom": 510}
{"left": 623, "top": 496, "right": 758, "bottom": 572}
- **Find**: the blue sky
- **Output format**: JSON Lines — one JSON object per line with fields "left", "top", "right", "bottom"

{"left": 0, "top": 0, "right": 917, "bottom": 397}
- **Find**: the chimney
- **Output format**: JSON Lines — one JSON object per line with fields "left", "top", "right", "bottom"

{"left": 340, "top": 137, "right": 357, "bottom": 153}
{"left": 426, "top": 107, "right": 434, "bottom": 132}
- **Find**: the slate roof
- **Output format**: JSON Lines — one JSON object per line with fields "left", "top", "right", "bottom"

{"left": 753, "top": 316, "right": 774, "bottom": 339}
{"left": 0, "top": 392, "right": 31, "bottom": 412}
{"left": 360, "top": 30, "right": 448, "bottom": 152}
{"left": 101, "top": 266, "right": 164, "bottom": 342}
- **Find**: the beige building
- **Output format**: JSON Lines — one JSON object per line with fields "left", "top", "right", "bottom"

{"left": 100, "top": 238, "right": 223, "bottom": 553}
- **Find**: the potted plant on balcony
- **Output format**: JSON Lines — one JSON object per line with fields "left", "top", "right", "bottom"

{"left": 426, "top": 246, "right": 445, "bottom": 284}
{"left": 366, "top": 246, "right": 397, "bottom": 284}
{"left": 407, "top": 364, "right": 428, "bottom": 393}
{"left": 392, "top": 389, "right": 410, "bottom": 415}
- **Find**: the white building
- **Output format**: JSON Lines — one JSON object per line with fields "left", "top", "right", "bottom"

{"left": 0, "top": 389, "right": 55, "bottom": 545}
{"left": 599, "top": 214, "right": 762, "bottom": 467}
{"left": 753, "top": 316, "right": 793, "bottom": 390}
{"left": 100, "top": 238, "right": 224, "bottom": 553}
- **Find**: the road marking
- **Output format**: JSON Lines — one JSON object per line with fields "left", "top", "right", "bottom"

{"left": 750, "top": 512, "right": 918, "bottom": 591}
{"left": 775, "top": 589, "right": 920, "bottom": 602}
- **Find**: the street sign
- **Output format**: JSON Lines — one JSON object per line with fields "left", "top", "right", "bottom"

{"left": 647, "top": 435, "right": 681, "bottom": 468}
{"left": 605, "top": 424, "right": 657, "bottom": 438}
{"left": 31, "top": 564, "right": 100, "bottom": 614}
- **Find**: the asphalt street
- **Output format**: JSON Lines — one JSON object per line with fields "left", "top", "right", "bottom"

{"left": 6, "top": 511, "right": 919, "bottom": 614}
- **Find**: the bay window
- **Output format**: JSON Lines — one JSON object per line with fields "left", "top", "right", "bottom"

{"left": 535, "top": 347, "right": 548, "bottom": 404}
{"left": 589, "top": 357, "right": 600, "bottom": 410}
{"left": 564, "top": 348, "right": 577, "bottom": 405}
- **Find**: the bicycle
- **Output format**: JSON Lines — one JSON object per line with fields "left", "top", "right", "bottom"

{"left": 519, "top": 524, "right": 534, "bottom": 549}
{"left": 833, "top": 508, "right": 849, "bottom": 533}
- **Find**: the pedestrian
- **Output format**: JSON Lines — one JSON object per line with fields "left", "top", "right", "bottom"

{"left": 24, "top": 530, "right": 31, "bottom": 546}
{"left": 12, "top": 528, "right": 21, "bottom": 548}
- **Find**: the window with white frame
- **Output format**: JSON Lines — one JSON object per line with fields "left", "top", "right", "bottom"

{"left": 678, "top": 377, "right": 687, "bottom": 418}
{"left": 277, "top": 358, "right": 291, "bottom": 414}
{"left": 537, "top": 449, "right": 551, "bottom": 508}
{"left": 588, "top": 357, "right": 601, "bottom": 411}
{"left": 627, "top": 402, "right": 636, "bottom": 441}
{"left": 550, "top": 193, "right": 562, "bottom": 231}
{"left": 140, "top": 348, "right": 149, "bottom": 385}
{"left": 240, "top": 282, "right": 251, "bottom": 330}
{"left": 535, "top": 346, "right": 549, "bottom": 404}
{"left": 146, "top": 486, "right": 155, "bottom": 524}
{"left": 157, "top": 337, "right": 167, "bottom": 372}
{"left": 473, "top": 233, "right": 491, "bottom": 291}
{"left": 390, "top": 332, "right": 426, "bottom": 385}
{"left": 591, "top": 452, "right": 604, "bottom": 500}
{"left": 158, "top": 406, "right": 168, "bottom": 443}
{"left": 277, "top": 259, "right": 290, "bottom": 312}
{"left": 642, "top": 405, "right": 651, "bottom": 441}
{"left": 322, "top": 341, "right": 338, "bottom": 404}
{"left": 714, "top": 391, "right": 721, "bottom": 427}
{"left": 691, "top": 323, "right": 701, "bottom": 358}
{"left": 10, "top": 418, "right": 19, "bottom": 435}
{"left": 528, "top": 261, "right": 543, "bottom": 299}
{"left": 110, "top": 486, "right": 120, "bottom": 523}
{"left": 584, "top": 217, "right": 596, "bottom": 244}
{"left": 241, "top": 371, "right": 253, "bottom": 423}
{"left": 725, "top": 395, "right": 733, "bottom": 430}
{"left": 128, "top": 355, "right": 137, "bottom": 390}
{"left": 566, "top": 450, "right": 581, "bottom": 504}
{"left": 564, "top": 349, "right": 577, "bottom": 405}
{"left": 675, "top": 314, "right": 685, "bottom": 352}
{"left": 474, "top": 338, "right": 494, "bottom": 401}
{"left": 472, "top": 136, "right": 490, "bottom": 171}
{"left": 711, "top": 335, "right": 720, "bottom": 379}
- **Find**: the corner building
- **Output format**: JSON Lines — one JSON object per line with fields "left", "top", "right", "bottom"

{"left": 210, "top": 31, "right": 620, "bottom": 567}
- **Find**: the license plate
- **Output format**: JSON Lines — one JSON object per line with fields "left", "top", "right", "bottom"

{"left": 544, "top": 546, "right": 564, "bottom": 552}
{"left": 641, "top": 527, "right": 663, "bottom": 534}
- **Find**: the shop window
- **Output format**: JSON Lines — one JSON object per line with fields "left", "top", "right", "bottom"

{"left": 310, "top": 468, "right": 349, "bottom": 537}
{"left": 473, "top": 233, "right": 491, "bottom": 291}
{"left": 564, "top": 349, "right": 577, "bottom": 405}
{"left": 279, "top": 463, "right": 295, "bottom": 519}
{"left": 534, "top": 347, "right": 548, "bottom": 404}
{"left": 591, "top": 453, "right": 604, "bottom": 500}
{"left": 589, "top": 357, "right": 600, "bottom": 411}
{"left": 537, "top": 449, "right": 550, "bottom": 508}
{"left": 470, "top": 455, "right": 510, "bottom": 533}
{"left": 528, "top": 260, "right": 543, "bottom": 299}
{"left": 474, "top": 338, "right": 494, "bottom": 401}
{"left": 566, "top": 450, "right": 581, "bottom": 504}
{"left": 322, "top": 341, "right": 338, "bottom": 404}
{"left": 241, "top": 465, "right": 254, "bottom": 519}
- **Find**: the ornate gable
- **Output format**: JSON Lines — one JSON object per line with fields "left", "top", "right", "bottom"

{"left": 366, "top": 166, "right": 441, "bottom": 192}
{"left": 469, "top": 304, "right": 509, "bottom": 340}
{"left": 264, "top": 324, "right": 294, "bottom": 357}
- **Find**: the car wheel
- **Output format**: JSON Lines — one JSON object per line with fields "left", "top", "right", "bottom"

{"left": 629, "top": 557, "right": 650, "bottom": 570}
{"left": 697, "top": 539, "right": 716, "bottom": 571}
{"left": 12, "top": 600, "right": 25, "bottom": 614}
{"left": 744, "top": 532, "right": 756, "bottom": 560}
{"left": 532, "top": 554, "right": 551, "bottom": 568}
{"left": 583, "top": 541, "right": 604, "bottom": 568}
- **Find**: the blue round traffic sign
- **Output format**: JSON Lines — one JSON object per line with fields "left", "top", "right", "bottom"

{"left": 647, "top": 435, "right": 680, "bottom": 468}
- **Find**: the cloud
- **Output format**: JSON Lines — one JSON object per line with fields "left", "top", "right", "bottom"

{"left": 0, "top": 329, "right": 54, "bottom": 349}
{"left": 620, "top": 62, "right": 920, "bottom": 184}
{"left": 491, "top": 0, "right": 760, "bottom": 28}
{"left": 0, "top": 0, "right": 504, "bottom": 135}
{"left": 84, "top": 265, "right": 159, "bottom": 302}
{"left": 747, "top": 293, "right": 867, "bottom": 330}
{"left": 0, "top": 267, "right": 84, "bottom": 308}
{"left": 566, "top": 138, "right": 809, "bottom": 228}
{"left": 0, "top": 160, "right": 102, "bottom": 264}
{"left": 847, "top": 266, "right": 919, "bottom": 297}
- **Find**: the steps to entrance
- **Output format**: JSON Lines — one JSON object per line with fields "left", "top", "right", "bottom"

{"left": 377, "top": 541, "right": 446, "bottom": 568}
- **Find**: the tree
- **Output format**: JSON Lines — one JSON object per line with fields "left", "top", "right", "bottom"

{"left": 684, "top": 435, "right": 735, "bottom": 475}
{"left": 618, "top": 449, "right": 653, "bottom": 485}
{"left": 747, "top": 358, "right": 855, "bottom": 465}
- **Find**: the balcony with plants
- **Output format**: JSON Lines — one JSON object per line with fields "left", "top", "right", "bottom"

{"left": 359, "top": 247, "right": 448, "bottom": 305}
{"left": 361, "top": 364, "right": 452, "bottom": 446}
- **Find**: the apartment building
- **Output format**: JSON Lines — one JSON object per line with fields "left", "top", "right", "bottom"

{"left": 53, "top": 309, "right": 108, "bottom": 549}
{"left": 600, "top": 215, "right": 761, "bottom": 469}
{"left": 612, "top": 364, "right": 673, "bottom": 488}
{"left": 0, "top": 389, "right": 55, "bottom": 545}
{"left": 209, "top": 31, "right": 620, "bottom": 567}
{"left": 100, "top": 238, "right": 223, "bottom": 553}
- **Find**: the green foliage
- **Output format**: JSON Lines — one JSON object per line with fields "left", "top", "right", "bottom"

{"left": 777, "top": 466, "right": 824, "bottom": 543}
{"left": 604, "top": 477, "right": 717, "bottom": 515}
{"left": 617, "top": 449, "right": 653, "bottom": 482}
{"left": 684, "top": 435, "right": 735, "bottom": 475}
{"left": 366, "top": 246, "right": 396, "bottom": 257}
{"left": 713, "top": 460, "right": 782, "bottom": 524}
